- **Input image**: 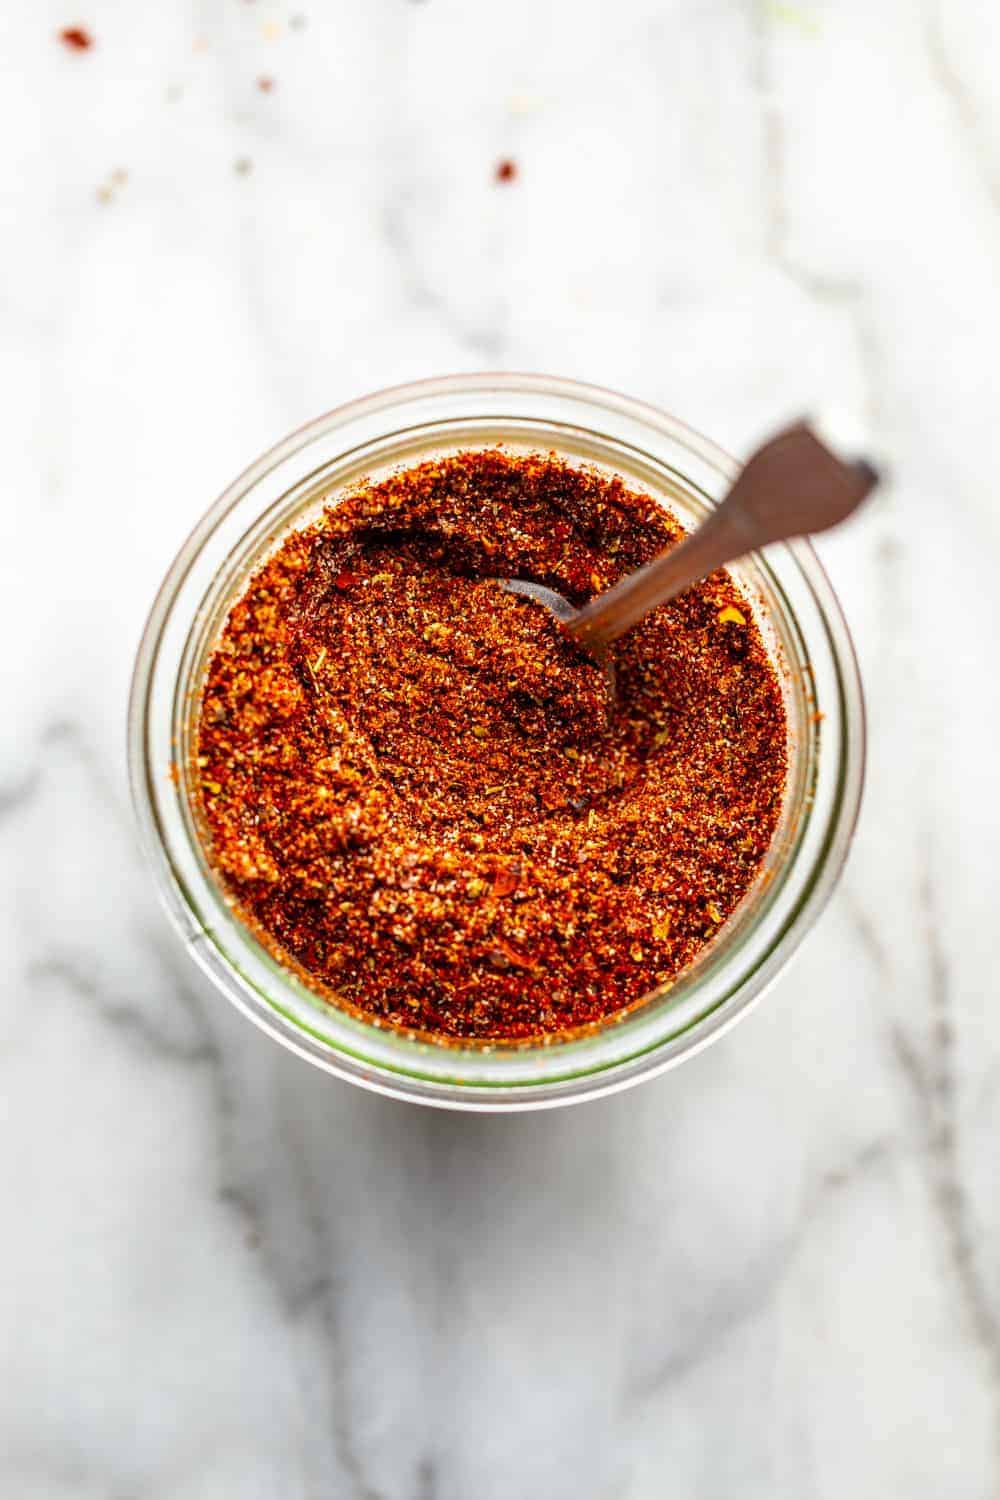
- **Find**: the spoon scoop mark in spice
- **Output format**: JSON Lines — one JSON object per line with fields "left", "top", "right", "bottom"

{"left": 501, "top": 422, "right": 880, "bottom": 678}
{"left": 501, "top": 576, "right": 617, "bottom": 701}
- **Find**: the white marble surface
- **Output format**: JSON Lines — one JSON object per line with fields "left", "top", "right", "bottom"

{"left": 4, "top": 1, "right": 1000, "bottom": 1494}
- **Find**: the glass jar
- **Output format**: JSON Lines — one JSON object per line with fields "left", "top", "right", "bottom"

{"left": 129, "top": 374, "right": 864, "bottom": 1110}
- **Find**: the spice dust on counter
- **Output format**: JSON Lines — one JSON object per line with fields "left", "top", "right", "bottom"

{"left": 58, "top": 26, "right": 94, "bottom": 51}
{"left": 196, "top": 451, "right": 787, "bottom": 1043}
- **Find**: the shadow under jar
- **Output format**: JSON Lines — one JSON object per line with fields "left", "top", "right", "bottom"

{"left": 129, "top": 374, "right": 864, "bottom": 1110}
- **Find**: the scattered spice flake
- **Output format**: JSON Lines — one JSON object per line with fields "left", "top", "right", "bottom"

{"left": 717, "top": 604, "right": 746, "bottom": 625}
{"left": 495, "top": 158, "right": 518, "bottom": 184}
{"left": 58, "top": 26, "right": 93, "bottom": 51}
{"left": 492, "top": 867, "right": 519, "bottom": 898}
{"left": 196, "top": 449, "right": 787, "bottom": 1044}
{"left": 257, "top": 75, "right": 275, "bottom": 92}
{"left": 234, "top": 156, "right": 253, "bottom": 175}
{"left": 490, "top": 939, "right": 538, "bottom": 972}
{"left": 96, "top": 167, "right": 129, "bottom": 205}
{"left": 810, "top": 709, "right": 825, "bottom": 724}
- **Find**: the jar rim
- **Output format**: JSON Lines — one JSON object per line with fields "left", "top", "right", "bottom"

{"left": 129, "top": 373, "right": 865, "bottom": 1110}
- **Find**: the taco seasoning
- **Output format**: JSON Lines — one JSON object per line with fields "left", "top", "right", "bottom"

{"left": 195, "top": 450, "right": 787, "bottom": 1043}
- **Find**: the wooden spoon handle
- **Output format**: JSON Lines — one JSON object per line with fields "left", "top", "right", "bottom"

{"left": 569, "top": 422, "right": 879, "bottom": 650}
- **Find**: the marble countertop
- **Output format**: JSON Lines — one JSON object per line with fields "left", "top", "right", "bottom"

{"left": 4, "top": 2, "right": 1000, "bottom": 1495}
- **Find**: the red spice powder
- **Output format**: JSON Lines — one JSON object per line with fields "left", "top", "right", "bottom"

{"left": 196, "top": 451, "right": 787, "bottom": 1043}
{"left": 495, "top": 158, "right": 517, "bottom": 184}
{"left": 59, "top": 26, "right": 93, "bottom": 51}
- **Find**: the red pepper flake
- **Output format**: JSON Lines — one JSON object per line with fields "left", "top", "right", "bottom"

{"left": 195, "top": 450, "right": 787, "bottom": 1044}
{"left": 489, "top": 939, "right": 537, "bottom": 972}
{"left": 492, "top": 866, "right": 519, "bottom": 899}
{"left": 495, "top": 158, "right": 518, "bottom": 184}
{"left": 257, "top": 75, "right": 275, "bottom": 92}
{"left": 58, "top": 25, "right": 93, "bottom": 51}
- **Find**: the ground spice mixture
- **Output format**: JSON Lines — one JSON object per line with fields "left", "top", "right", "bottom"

{"left": 196, "top": 451, "right": 787, "bottom": 1043}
